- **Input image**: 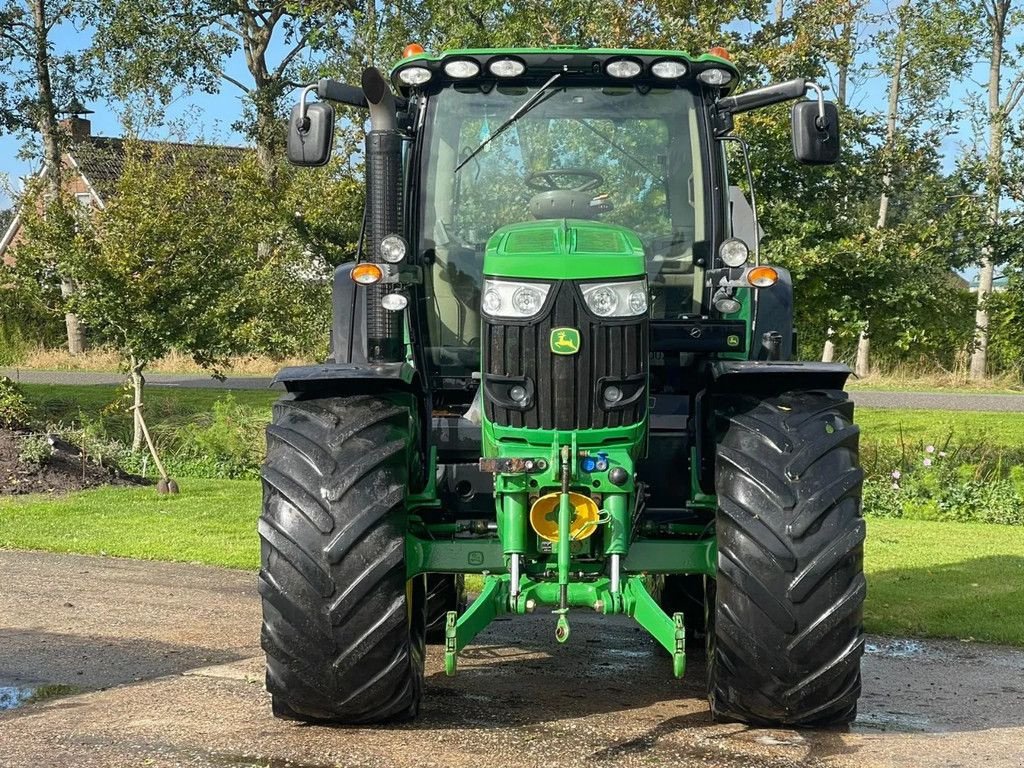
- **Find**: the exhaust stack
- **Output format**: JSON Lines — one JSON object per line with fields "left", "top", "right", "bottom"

{"left": 361, "top": 67, "right": 403, "bottom": 363}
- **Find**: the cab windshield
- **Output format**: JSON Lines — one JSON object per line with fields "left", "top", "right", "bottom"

{"left": 418, "top": 83, "right": 708, "bottom": 374}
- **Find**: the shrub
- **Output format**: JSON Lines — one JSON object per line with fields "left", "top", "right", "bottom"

{"left": 169, "top": 395, "right": 264, "bottom": 479}
{"left": 0, "top": 376, "right": 32, "bottom": 427}
{"left": 863, "top": 443, "right": 1024, "bottom": 526}
{"left": 18, "top": 434, "right": 53, "bottom": 467}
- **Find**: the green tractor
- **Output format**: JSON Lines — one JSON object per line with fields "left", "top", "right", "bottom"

{"left": 262, "top": 45, "right": 864, "bottom": 727}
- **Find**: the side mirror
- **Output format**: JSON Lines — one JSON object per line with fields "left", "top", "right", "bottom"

{"left": 287, "top": 101, "right": 335, "bottom": 167}
{"left": 791, "top": 101, "right": 840, "bottom": 165}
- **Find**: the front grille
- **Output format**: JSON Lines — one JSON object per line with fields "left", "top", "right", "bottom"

{"left": 484, "top": 282, "right": 648, "bottom": 430}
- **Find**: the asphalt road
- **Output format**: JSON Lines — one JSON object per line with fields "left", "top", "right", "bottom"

{"left": 1, "top": 550, "right": 1023, "bottom": 768}
{"left": 3, "top": 367, "right": 1024, "bottom": 412}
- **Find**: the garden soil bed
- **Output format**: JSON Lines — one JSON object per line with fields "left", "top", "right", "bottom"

{"left": 0, "top": 427, "right": 146, "bottom": 495}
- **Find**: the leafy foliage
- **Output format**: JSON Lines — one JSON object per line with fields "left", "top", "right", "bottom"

{"left": 0, "top": 376, "right": 32, "bottom": 427}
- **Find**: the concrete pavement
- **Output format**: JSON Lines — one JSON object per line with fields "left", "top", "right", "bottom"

{"left": 1, "top": 550, "right": 1024, "bottom": 767}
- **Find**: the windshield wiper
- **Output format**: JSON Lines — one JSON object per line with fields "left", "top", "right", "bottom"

{"left": 455, "top": 71, "right": 563, "bottom": 173}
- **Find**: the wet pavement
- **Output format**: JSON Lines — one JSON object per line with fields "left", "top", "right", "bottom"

{"left": 1, "top": 549, "right": 1023, "bottom": 767}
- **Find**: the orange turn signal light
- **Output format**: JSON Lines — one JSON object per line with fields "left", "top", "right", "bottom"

{"left": 351, "top": 263, "right": 384, "bottom": 285}
{"left": 403, "top": 43, "right": 425, "bottom": 58}
{"left": 709, "top": 46, "right": 731, "bottom": 61}
{"left": 747, "top": 266, "right": 779, "bottom": 288}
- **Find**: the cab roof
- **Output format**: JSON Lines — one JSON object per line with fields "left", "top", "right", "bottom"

{"left": 390, "top": 47, "right": 740, "bottom": 96}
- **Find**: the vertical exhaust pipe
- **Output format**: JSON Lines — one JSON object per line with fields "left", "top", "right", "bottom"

{"left": 361, "top": 67, "right": 403, "bottom": 363}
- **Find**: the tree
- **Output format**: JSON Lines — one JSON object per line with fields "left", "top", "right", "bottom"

{"left": 969, "top": 0, "right": 1023, "bottom": 379}
{"left": 0, "top": 0, "right": 93, "bottom": 354}
{"left": 15, "top": 142, "right": 257, "bottom": 449}
{"left": 89, "top": 1, "right": 356, "bottom": 189}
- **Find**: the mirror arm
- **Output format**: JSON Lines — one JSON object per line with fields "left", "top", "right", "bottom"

{"left": 805, "top": 82, "right": 829, "bottom": 129}
{"left": 316, "top": 78, "right": 369, "bottom": 108}
{"left": 296, "top": 83, "right": 318, "bottom": 131}
{"left": 716, "top": 77, "right": 809, "bottom": 117}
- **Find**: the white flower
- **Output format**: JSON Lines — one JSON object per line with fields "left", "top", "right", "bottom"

{"left": 938, "top": 451, "right": 947, "bottom": 458}
{"left": 891, "top": 470, "right": 902, "bottom": 480}
{"left": 925, "top": 445, "right": 936, "bottom": 454}
{"left": 923, "top": 458, "right": 933, "bottom": 467}
{"left": 892, "top": 482, "right": 900, "bottom": 489}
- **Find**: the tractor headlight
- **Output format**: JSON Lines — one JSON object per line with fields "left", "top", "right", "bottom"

{"left": 488, "top": 58, "right": 526, "bottom": 77}
{"left": 397, "top": 66, "right": 432, "bottom": 86}
{"left": 606, "top": 58, "right": 642, "bottom": 79}
{"left": 581, "top": 279, "right": 648, "bottom": 318}
{"left": 719, "top": 238, "right": 749, "bottom": 268}
{"left": 379, "top": 234, "right": 407, "bottom": 263}
{"left": 698, "top": 67, "right": 734, "bottom": 87}
{"left": 651, "top": 59, "right": 688, "bottom": 79}
{"left": 443, "top": 59, "right": 480, "bottom": 78}
{"left": 481, "top": 278, "right": 552, "bottom": 318}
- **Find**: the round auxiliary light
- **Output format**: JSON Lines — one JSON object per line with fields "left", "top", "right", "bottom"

{"left": 628, "top": 288, "right": 648, "bottom": 314}
{"left": 381, "top": 293, "right": 408, "bottom": 311}
{"left": 719, "top": 238, "right": 749, "bottom": 268}
{"left": 747, "top": 266, "right": 779, "bottom": 288}
{"left": 509, "top": 385, "right": 528, "bottom": 403}
{"left": 606, "top": 58, "right": 642, "bottom": 79}
{"left": 580, "top": 456, "right": 598, "bottom": 473}
{"left": 379, "top": 234, "right": 408, "bottom": 263}
{"left": 651, "top": 60, "right": 688, "bottom": 79}
{"left": 604, "top": 385, "right": 624, "bottom": 404}
{"left": 698, "top": 67, "right": 734, "bottom": 87}
{"left": 714, "top": 296, "right": 742, "bottom": 314}
{"left": 403, "top": 43, "right": 425, "bottom": 58}
{"left": 708, "top": 46, "right": 732, "bottom": 61}
{"left": 444, "top": 59, "right": 480, "bottom": 78}
{"left": 588, "top": 286, "right": 618, "bottom": 316}
{"left": 351, "top": 263, "right": 384, "bottom": 285}
{"left": 488, "top": 58, "right": 526, "bottom": 77}
{"left": 482, "top": 288, "right": 502, "bottom": 314}
{"left": 397, "top": 66, "right": 432, "bottom": 86}
{"left": 512, "top": 286, "right": 543, "bottom": 314}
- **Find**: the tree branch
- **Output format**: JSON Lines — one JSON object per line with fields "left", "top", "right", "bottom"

{"left": 274, "top": 29, "right": 312, "bottom": 78}
{"left": 1002, "top": 70, "right": 1024, "bottom": 115}
{"left": 219, "top": 71, "right": 252, "bottom": 93}
{"left": 213, "top": 16, "right": 243, "bottom": 37}
{"left": 44, "top": 0, "right": 74, "bottom": 32}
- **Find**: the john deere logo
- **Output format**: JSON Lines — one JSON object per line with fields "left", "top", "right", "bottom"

{"left": 551, "top": 328, "right": 580, "bottom": 355}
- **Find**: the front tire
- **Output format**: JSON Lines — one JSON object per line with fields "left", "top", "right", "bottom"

{"left": 259, "top": 394, "right": 425, "bottom": 723}
{"left": 425, "top": 574, "right": 467, "bottom": 643}
{"left": 708, "top": 389, "right": 865, "bottom": 727}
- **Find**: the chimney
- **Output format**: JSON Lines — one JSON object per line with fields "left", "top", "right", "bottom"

{"left": 58, "top": 97, "right": 94, "bottom": 143}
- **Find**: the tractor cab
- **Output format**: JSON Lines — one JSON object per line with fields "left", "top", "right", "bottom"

{"left": 401, "top": 50, "right": 731, "bottom": 380}
{"left": 266, "top": 47, "right": 862, "bottom": 730}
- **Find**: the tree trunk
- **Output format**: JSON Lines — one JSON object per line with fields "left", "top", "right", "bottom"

{"left": 130, "top": 357, "right": 145, "bottom": 452}
{"left": 821, "top": 329, "right": 836, "bottom": 362}
{"left": 30, "top": 0, "right": 86, "bottom": 354}
{"left": 61, "top": 278, "right": 86, "bottom": 355}
{"left": 877, "top": 3, "right": 907, "bottom": 231}
{"left": 970, "top": 1, "right": 1009, "bottom": 380}
{"left": 836, "top": 4, "right": 853, "bottom": 108}
{"left": 857, "top": 2, "right": 907, "bottom": 379}
{"left": 855, "top": 327, "right": 870, "bottom": 377}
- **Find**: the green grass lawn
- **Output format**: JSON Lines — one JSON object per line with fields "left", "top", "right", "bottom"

{"left": 2, "top": 479, "right": 1023, "bottom": 646}
{"left": 0, "top": 479, "right": 261, "bottom": 570}
{"left": 856, "top": 408, "right": 1024, "bottom": 449}
{"left": 21, "top": 382, "right": 277, "bottom": 430}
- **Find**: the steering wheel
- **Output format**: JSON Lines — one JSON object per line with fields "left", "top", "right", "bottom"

{"left": 525, "top": 168, "right": 604, "bottom": 193}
